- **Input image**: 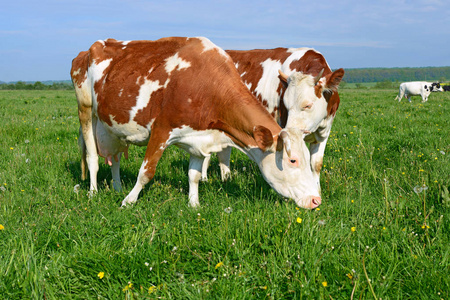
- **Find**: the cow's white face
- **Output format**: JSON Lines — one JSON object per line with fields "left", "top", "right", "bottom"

{"left": 282, "top": 72, "right": 328, "bottom": 133}
{"left": 254, "top": 128, "right": 321, "bottom": 209}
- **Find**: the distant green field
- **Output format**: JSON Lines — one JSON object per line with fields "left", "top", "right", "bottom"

{"left": 0, "top": 89, "right": 449, "bottom": 299}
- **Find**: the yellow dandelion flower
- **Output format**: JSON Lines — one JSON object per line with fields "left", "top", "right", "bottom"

{"left": 346, "top": 273, "right": 353, "bottom": 279}
{"left": 0, "top": 224, "right": 4, "bottom": 230}
{"left": 322, "top": 281, "right": 328, "bottom": 287}
{"left": 148, "top": 285, "right": 157, "bottom": 294}
{"left": 215, "top": 262, "right": 224, "bottom": 269}
{"left": 296, "top": 217, "right": 302, "bottom": 224}
{"left": 351, "top": 227, "right": 356, "bottom": 232}
{"left": 316, "top": 208, "right": 320, "bottom": 211}
{"left": 97, "top": 272, "right": 104, "bottom": 279}
{"left": 123, "top": 282, "right": 133, "bottom": 291}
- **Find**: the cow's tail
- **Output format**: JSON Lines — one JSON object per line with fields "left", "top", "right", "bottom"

{"left": 78, "top": 126, "right": 87, "bottom": 181}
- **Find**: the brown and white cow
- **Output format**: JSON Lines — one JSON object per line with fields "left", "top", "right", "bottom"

{"left": 202, "top": 47, "right": 344, "bottom": 193}
{"left": 71, "top": 37, "right": 322, "bottom": 209}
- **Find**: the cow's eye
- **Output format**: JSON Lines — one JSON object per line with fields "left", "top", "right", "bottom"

{"left": 290, "top": 159, "right": 297, "bottom": 164}
{"left": 303, "top": 104, "right": 312, "bottom": 109}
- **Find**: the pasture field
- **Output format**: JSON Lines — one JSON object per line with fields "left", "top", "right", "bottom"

{"left": 0, "top": 89, "right": 449, "bottom": 299}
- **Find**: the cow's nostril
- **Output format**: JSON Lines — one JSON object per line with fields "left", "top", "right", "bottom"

{"left": 312, "top": 196, "right": 322, "bottom": 207}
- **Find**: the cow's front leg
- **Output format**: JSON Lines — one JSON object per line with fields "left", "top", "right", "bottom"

{"left": 201, "top": 155, "right": 211, "bottom": 181}
{"left": 217, "top": 147, "right": 232, "bottom": 181}
{"left": 188, "top": 155, "right": 205, "bottom": 208}
{"left": 121, "top": 127, "right": 168, "bottom": 207}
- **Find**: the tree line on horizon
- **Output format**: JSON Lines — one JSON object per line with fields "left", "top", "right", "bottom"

{"left": 343, "top": 66, "right": 450, "bottom": 84}
{"left": 1, "top": 66, "right": 449, "bottom": 90}
{"left": 0, "top": 81, "right": 73, "bottom": 90}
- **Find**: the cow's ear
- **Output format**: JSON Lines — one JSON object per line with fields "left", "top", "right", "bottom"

{"left": 325, "top": 68, "right": 345, "bottom": 92}
{"left": 253, "top": 125, "right": 274, "bottom": 151}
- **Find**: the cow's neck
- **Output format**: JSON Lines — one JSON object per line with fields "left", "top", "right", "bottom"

{"left": 209, "top": 88, "right": 281, "bottom": 154}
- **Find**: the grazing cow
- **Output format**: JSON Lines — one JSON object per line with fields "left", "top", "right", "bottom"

{"left": 202, "top": 47, "right": 345, "bottom": 193}
{"left": 395, "top": 81, "right": 443, "bottom": 102}
{"left": 71, "top": 37, "right": 322, "bottom": 209}
{"left": 443, "top": 85, "right": 450, "bottom": 92}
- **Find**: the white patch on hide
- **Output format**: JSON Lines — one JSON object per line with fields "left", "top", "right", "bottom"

{"left": 196, "top": 37, "right": 229, "bottom": 59}
{"left": 254, "top": 58, "right": 283, "bottom": 113}
{"left": 165, "top": 53, "right": 191, "bottom": 75}
{"left": 131, "top": 79, "right": 162, "bottom": 120}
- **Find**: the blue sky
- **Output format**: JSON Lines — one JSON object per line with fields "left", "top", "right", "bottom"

{"left": 1, "top": 0, "right": 449, "bottom": 81}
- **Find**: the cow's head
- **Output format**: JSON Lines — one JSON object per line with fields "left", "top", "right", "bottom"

{"left": 252, "top": 126, "right": 321, "bottom": 209}
{"left": 431, "top": 82, "right": 443, "bottom": 92}
{"left": 278, "top": 68, "right": 344, "bottom": 132}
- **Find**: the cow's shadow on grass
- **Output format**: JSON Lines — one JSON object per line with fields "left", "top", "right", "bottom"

{"left": 67, "top": 155, "right": 274, "bottom": 206}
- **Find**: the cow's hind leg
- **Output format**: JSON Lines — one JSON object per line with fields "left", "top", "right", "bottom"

{"left": 396, "top": 90, "right": 404, "bottom": 102}
{"left": 78, "top": 126, "right": 87, "bottom": 181}
{"left": 111, "top": 153, "right": 122, "bottom": 192}
{"left": 78, "top": 103, "right": 99, "bottom": 194}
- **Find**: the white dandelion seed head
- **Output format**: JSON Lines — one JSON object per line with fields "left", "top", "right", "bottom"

{"left": 224, "top": 207, "right": 233, "bottom": 214}
{"left": 25, "top": 139, "right": 30, "bottom": 144}
{"left": 73, "top": 184, "right": 80, "bottom": 194}
{"left": 413, "top": 186, "right": 423, "bottom": 194}
{"left": 0, "top": 186, "right": 6, "bottom": 192}
{"left": 318, "top": 220, "right": 326, "bottom": 226}
{"left": 440, "top": 151, "right": 445, "bottom": 155}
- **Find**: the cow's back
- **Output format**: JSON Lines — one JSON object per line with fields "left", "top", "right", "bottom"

{"left": 72, "top": 37, "right": 279, "bottom": 149}
{"left": 401, "top": 82, "right": 428, "bottom": 96}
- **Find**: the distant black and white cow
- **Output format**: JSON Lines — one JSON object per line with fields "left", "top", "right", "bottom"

{"left": 395, "top": 81, "right": 443, "bottom": 102}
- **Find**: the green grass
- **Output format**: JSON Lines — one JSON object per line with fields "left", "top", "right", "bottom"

{"left": 0, "top": 89, "right": 449, "bottom": 299}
